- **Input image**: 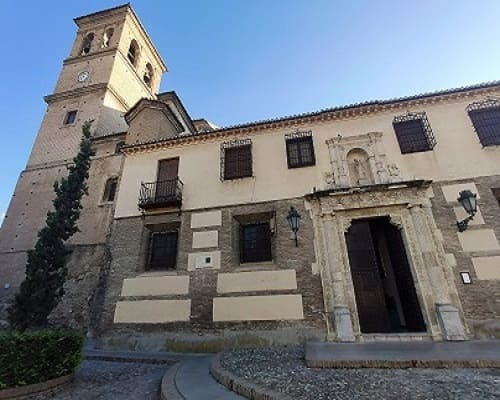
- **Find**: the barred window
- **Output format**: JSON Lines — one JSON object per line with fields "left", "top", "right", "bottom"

{"left": 221, "top": 139, "right": 253, "bottom": 180}
{"left": 467, "top": 99, "right": 500, "bottom": 146}
{"left": 392, "top": 112, "right": 436, "bottom": 154}
{"left": 149, "top": 231, "right": 178, "bottom": 270}
{"left": 285, "top": 131, "right": 315, "bottom": 168}
{"left": 240, "top": 223, "right": 272, "bottom": 263}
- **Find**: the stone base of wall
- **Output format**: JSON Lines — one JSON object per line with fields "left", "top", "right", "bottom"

{"left": 467, "top": 318, "right": 500, "bottom": 339}
{"left": 94, "top": 326, "right": 326, "bottom": 352}
{"left": 48, "top": 244, "right": 110, "bottom": 332}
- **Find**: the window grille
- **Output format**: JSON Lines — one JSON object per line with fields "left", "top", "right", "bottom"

{"left": 285, "top": 130, "right": 315, "bottom": 168}
{"left": 467, "top": 98, "right": 500, "bottom": 146}
{"left": 392, "top": 112, "right": 436, "bottom": 154}
{"left": 240, "top": 223, "right": 272, "bottom": 263}
{"left": 220, "top": 138, "right": 253, "bottom": 180}
{"left": 149, "top": 231, "right": 178, "bottom": 270}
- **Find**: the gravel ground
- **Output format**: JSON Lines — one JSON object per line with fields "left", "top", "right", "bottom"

{"left": 221, "top": 346, "right": 500, "bottom": 400}
{"left": 34, "top": 360, "right": 173, "bottom": 400}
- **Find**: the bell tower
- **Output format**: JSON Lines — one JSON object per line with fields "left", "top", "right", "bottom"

{"left": 0, "top": 4, "right": 166, "bottom": 304}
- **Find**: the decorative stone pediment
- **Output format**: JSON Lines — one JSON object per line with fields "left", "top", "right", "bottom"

{"left": 310, "top": 180, "right": 432, "bottom": 216}
{"left": 325, "top": 132, "right": 402, "bottom": 189}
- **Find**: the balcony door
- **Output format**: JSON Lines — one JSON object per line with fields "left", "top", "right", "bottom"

{"left": 156, "top": 158, "right": 179, "bottom": 202}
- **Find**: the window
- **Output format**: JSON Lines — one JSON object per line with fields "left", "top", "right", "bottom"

{"left": 221, "top": 139, "right": 253, "bottom": 180}
{"left": 149, "top": 231, "right": 178, "bottom": 270}
{"left": 127, "top": 39, "right": 139, "bottom": 66}
{"left": 103, "top": 177, "right": 118, "bottom": 202}
{"left": 64, "top": 110, "right": 77, "bottom": 125}
{"left": 143, "top": 63, "right": 154, "bottom": 87}
{"left": 392, "top": 112, "right": 436, "bottom": 154}
{"left": 102, "top": 27, "right": 114, "bottom": 48}
{"left": 467, "top": 99, "right": 500, "bottom": 146}
{"left": 81, "top": 33, "right": 94, "bottom": 55}
{"left": 285, "top": 131, "right": 315, "bottom": 168}
{"left": 492, "top": 188, "right": 500, "bottom": 207}
{"left": 115, "top": 141, "right": 125, "bottom": 154}
{"left": 240, "top": 223, "right": 272, "bottom": 263}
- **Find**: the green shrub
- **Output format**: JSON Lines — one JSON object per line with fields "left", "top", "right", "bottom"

{"left": 0, "top": 330, "right": 84, "bottom": 389}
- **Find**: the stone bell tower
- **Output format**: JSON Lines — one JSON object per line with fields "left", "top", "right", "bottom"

{"left": 0, "top": 4, "right": 166, "bottom": 311}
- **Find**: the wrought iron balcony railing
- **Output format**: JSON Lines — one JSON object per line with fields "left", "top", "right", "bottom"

{"left": 138, "top": 178, "right": 183, "bottom": 210}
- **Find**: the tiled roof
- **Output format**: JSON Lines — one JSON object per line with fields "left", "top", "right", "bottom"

{"left": 122, "top": 80, "right": 500, "bottom": 152}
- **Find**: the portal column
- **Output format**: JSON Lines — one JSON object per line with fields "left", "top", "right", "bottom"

{"left": 318, "top": 212, "right": 355, "bottom": 342}
{"left": 408, "top": 203, "right": 467, "bottom": 340}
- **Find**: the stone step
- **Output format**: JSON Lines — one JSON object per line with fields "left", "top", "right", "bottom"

{"left": 305, "top": 340, "right": 500, "bottom": 368}
{"left": 361, "top": 333, "right": 431, "bottom": 342}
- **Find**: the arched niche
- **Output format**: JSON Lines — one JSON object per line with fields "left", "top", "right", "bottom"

{"left": 346, "top": 148, "right": 374, "bottom": 186}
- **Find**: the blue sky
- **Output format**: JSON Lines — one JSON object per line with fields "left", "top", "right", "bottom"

{"left": 1, "top": 1, "right": 499, "bottom": 220}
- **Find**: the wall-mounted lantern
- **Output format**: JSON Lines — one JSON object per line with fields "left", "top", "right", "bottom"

{"left": 286, "top": 206, "right": 301, "bottom": 247}
{"left": 457, "top": 190, "right": 478, "bottom": 232}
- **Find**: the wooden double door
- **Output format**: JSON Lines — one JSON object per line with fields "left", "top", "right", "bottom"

{"left": 345, "top": 218, "right": 426, "bottom": 334}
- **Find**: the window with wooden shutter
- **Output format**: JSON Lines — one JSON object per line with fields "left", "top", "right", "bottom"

{"left": 467, "top": 99, "right": 500, "bottom": 146}
{"left": 392, "top": 112, "right": 436, "bottom": 154}
{"left": 285, "top": 131, "right": 315, "bottom": 168}
{"left": 221, "top": 139, "right": 253, "bottom": 180}
{"left": 240, "top": 223, "right": 272, "bottom": 263}
{"left": 149, "top": 231, "right": 178, "bottom": 270}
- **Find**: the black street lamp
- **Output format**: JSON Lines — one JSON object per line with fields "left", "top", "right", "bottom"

{"left": 457, "top": 190, "right": 478, "bottom": 232}
{"left": 286, "top": 206, "right": 301, "bottom": 247}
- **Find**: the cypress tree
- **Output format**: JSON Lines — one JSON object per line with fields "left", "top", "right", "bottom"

{"left": 8, "top": 121, "right": 95, "bottom": 331}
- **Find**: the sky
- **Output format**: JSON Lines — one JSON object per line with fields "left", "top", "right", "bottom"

{"left": 0, "top": 0, "right": 499, "bottom": 221}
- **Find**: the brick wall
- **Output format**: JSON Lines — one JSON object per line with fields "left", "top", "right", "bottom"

{"left": 431, "top": 175, "right": 500, "bottom": 323}
{"left": 100, "top": 198, "right": 326, "bottom": 339}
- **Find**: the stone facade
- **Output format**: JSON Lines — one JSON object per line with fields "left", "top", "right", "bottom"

{"left": 1, "top": 4, "right": 499, "bottom": 346}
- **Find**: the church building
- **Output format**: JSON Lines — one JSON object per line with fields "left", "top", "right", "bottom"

{"left": 1, "top": 4, "right": 499, "bottom": 348}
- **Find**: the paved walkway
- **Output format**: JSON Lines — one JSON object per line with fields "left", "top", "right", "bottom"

{"left": 85, "top": 350, "right": 244, "bottom": 399}
{"left": 306, "top": 340, "right": 500, "bottom": 368}
{"left": 174, "top": 356, "right": 245, "bottom": 400}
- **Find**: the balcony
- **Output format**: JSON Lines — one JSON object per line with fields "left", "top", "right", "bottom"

{"left": 138, "top": 178, "right": 183, "bottom": 210}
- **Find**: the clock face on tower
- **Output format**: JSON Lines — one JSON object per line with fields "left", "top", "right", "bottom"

{"left": 77, "top": 71, "right": 89, "bottom": 82}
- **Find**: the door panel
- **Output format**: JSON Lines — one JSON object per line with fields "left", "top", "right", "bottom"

{"left": 385, "top": 225, "right": 426, "bottom": 332}
{"left": 346, "top": 221, "right": 391, "bottom": 333}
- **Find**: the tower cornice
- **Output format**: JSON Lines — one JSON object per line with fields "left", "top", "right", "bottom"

{"left": 44, "top": 83, "right": 131, "bottom": 110}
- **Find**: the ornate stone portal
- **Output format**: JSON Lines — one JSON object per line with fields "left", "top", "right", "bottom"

{"left": 307, "top": 133, "right": 467, "bottom": 341}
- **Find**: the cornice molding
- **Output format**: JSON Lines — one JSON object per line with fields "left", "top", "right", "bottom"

{"left": 44, "top": 83, "right": 108, "bottom": 104}
{"left": 122, "top": 83, "right": 500, "bottom": 156}
{"left": 44, "top": 82, "right": 130, "bottom": 110}
{"left": 63, "top": 47, "right": 117, "bottom": 65}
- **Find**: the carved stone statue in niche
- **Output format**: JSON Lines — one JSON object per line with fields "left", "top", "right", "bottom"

{"left": 347, "top": 148, "right": 373, "bottom": 186}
